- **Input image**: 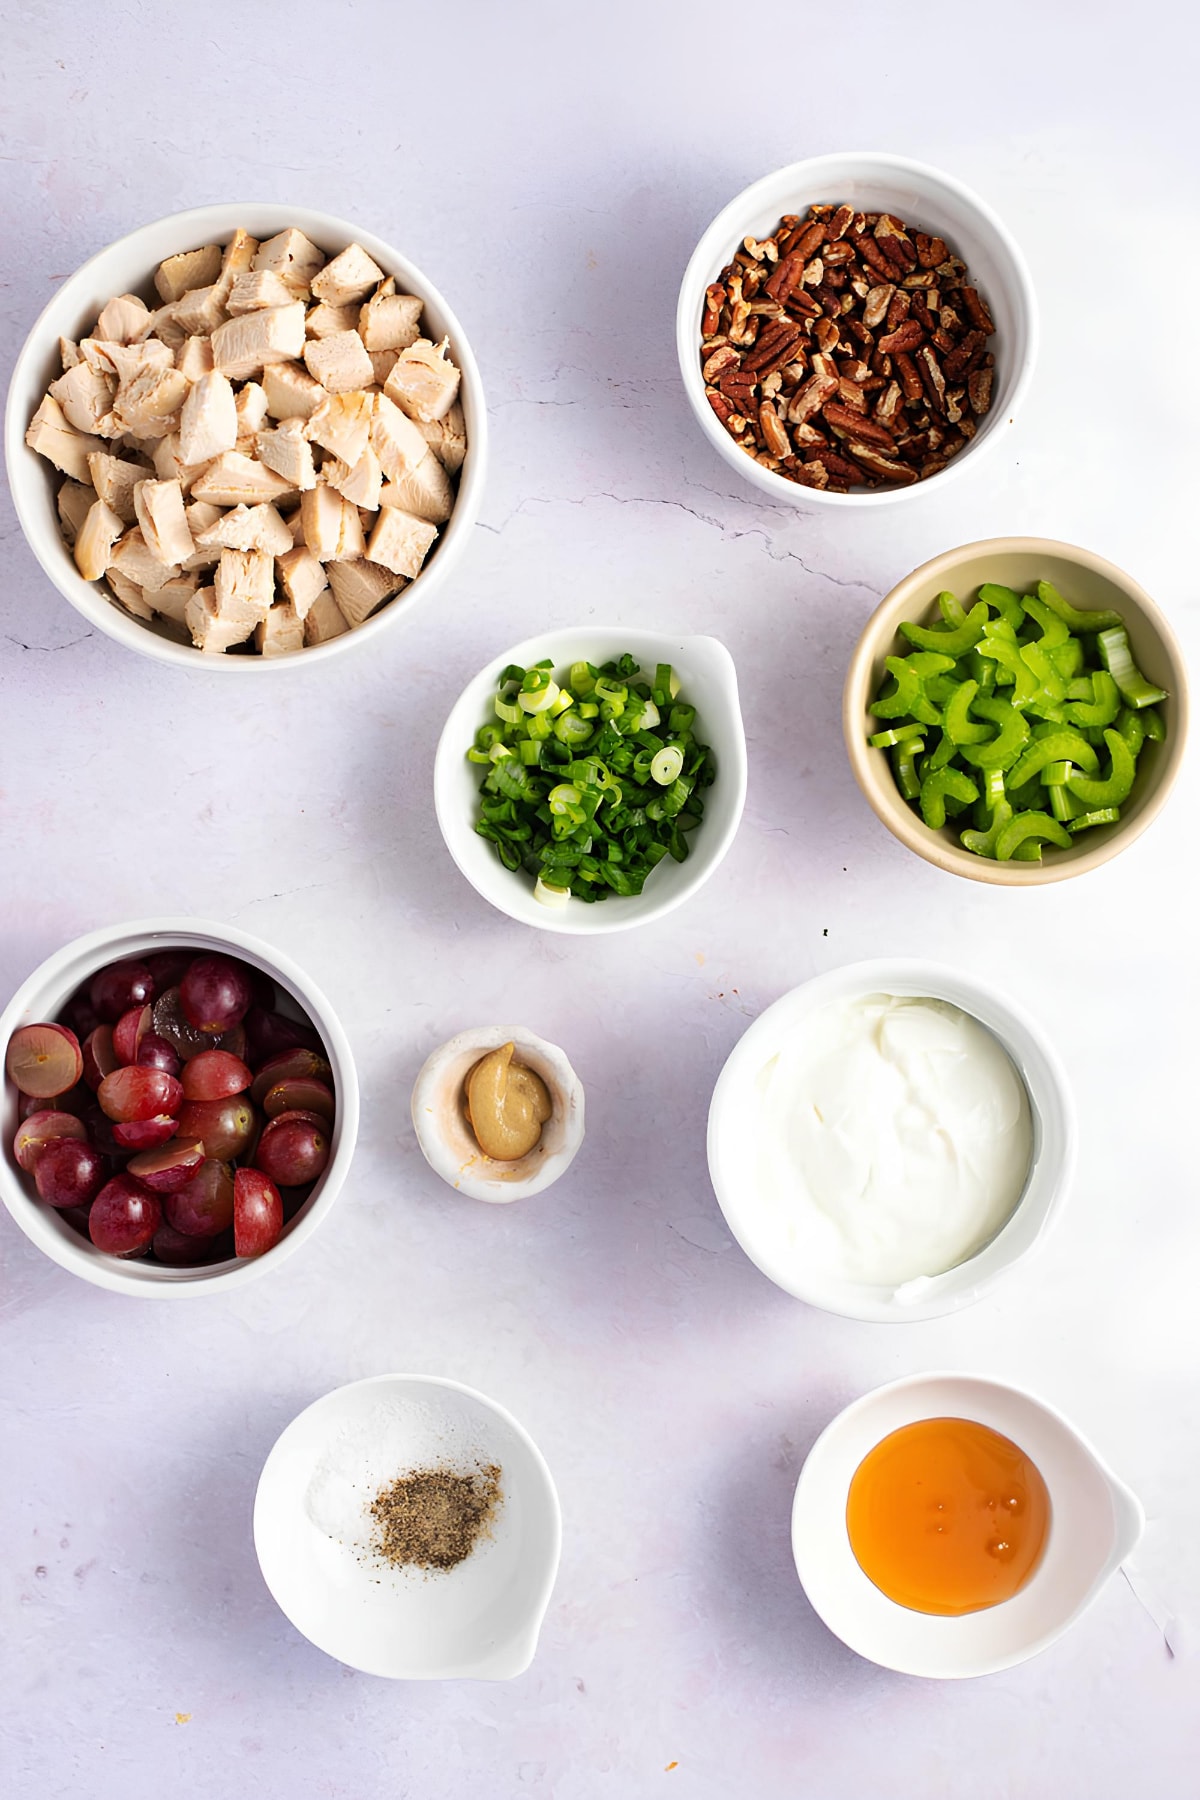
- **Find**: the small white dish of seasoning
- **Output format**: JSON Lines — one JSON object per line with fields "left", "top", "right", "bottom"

{"left": 707, "top": 958, "right": 1075, "bottom": 1321}
{"left": 253, "top": 1373, "right": 562, "bottom": 1680}
{"left": 411, "top": 1025, "right": 584, "bottom": 1202}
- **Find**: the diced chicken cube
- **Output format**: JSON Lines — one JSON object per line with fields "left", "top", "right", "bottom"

{"left": 380, "top": 449, "right": 453, "bottom": 523}
{"left": 182, "top": 500, "right": 223, "bottom": 568}
{"left": 152, "top": 433, "right": 211, "bottom": 496}
{"left": 368, "top": 349, "right": 399, "bottom": 386}
{"left": 147, "top": 572, "right": 199, "bottom": 623}
{"left": 106, "top": 567, "right": 155, "bottom": 620}
{"left": 173, "top": 284, "right": 229, "bottom": 338}
{"left": 94, "top": 294, "right": 151, "bottom": 344}
{"left": 211, "top": 302, "right": 306, "bottom": 380}
{"left": 306, "top": 301, "right": 360, "bottom": 339}
{"left": 109, "top": 527, "right": 181, "bottom": 591}
{"left": 214, "top": 548, "right": 274, "bottom": 624}
{"left": 220, "top": 228, "right": 259, "bottom": 281}
{"left": 324, "top": 443, "right": 382, "bottom": 511}
{"left": 370, "top": 393, "right": 428, "bottom": 482}
{"left": 227, "top": 270, "right": 296, "bottom": 314}
{"left": 366, "top": 504, "right": 438, "bottom": 579}
{"left": 262, "top": 362, "right": 324, "bottom": 421}
{"left": 196, "top": 502, "right": 292, "bottom": 555}
{"left": 133, "top": 479, "right": 195, "bottom": 566}
{"left": 253, "top": 228, "right": 326, "bottom": 296}
{"left": 256, "top": 417, "right": 316, "bottom": 490}
{"left": 87, "top": 451, "right": 147, "bottom": 523}
{"left": 276, "top": 545, "right": 328, "bottom": 619}
{"left": 417, "top": 400, "right": 467, "bottom": 474}
{"left": 155, "top": 245, "right": 223, "bottom": 304}
{"left": 384, "top": 337, "right": 461, "bottom": 422}
{"left": 144, "top": 303, "right": 187, "bottom": 348}
{"left": 302, "top": 588, "right": 350, "bottom": 645}
{"left": 49, "top": 362, "right": 116, "bottom": 436}
{"left": 310, "top": 242, "right": 384, "bottom": 307}
{"left": 176, "top": 336, "right": 214, "bottom": 381}
{"left": 190, "top": 451, "right": 295, "bottom": 507}
{"left": 256, "top": 601, "right": 305, "bottom": 656}
{"left": 57, "top": 480, "right": 97, "bottom": 544}
{"left": 359, "top": 286, "right": 423, "bottom": 352}
{"left": 81, "top": 336, "right": 173, "bottom": 383}
{"left": 299, "top": 484, "right": 365, "bottom": 561}
{"left": 326, "top": 557, "right": 402, "bottom": 627}
{"left": 179, "top": 370, "right": 238, "bottom": 466}
{"left": 59, "top": 336, "right": 82, "bottom": 371}
{"left": 304, "top": 329, "right": 374, "bottom": 394}
{"left": 185, "top": 583, "right": 254, "bottom": 653}
{"left": 113, "top": 364, "right": 190, "bottom": 439}
{"left": 234, "top": 382, "right": 269, "bottom": 448}
{"left": 73, "top": 498, "right": 125, "bottom": 580}
{"left": 305, "top": 389, "right": 373, "bottom": 464}
{"left": 25, "top": 394, "right": 105, "bottom": 483}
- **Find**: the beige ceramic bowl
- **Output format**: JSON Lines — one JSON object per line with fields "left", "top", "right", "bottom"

{"left": 843, "top": 538, "right": 1189, "bottom": 884}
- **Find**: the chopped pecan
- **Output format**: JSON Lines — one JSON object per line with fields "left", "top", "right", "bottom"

{"left": 846, "top": 442, "right": 919, "bottom": 484}
{"left": 791, "top": 421, "right": 829, "bottom": 447}
{"left": 932, "top": 326, "right": 956, "bottom": 354}
{"left": 758, "top": 400, "right": 791, "bottom": 458}
{"left": 817, "top": 448, "right": 866, "bottom": 484}
{"left": 793, "top": 459, "right": 829, "bottom": 489}
{"left": 827, "top": 203, "right": 855, "bottom": 240}
{"left": 857, "top": 234, "right": 894, "bottom": 278}
{"left": 821, "top": 241, "right": 856, "bottom": 267}
{"left": 915, "top": 232, "right": 948, "bottom": 269}
{"left": 939, "top": 304, "right": 963, "bottom": 336}
{"left": 794, "top": 221, "right": 827, "bottom": 263}
{"left": 916, "top": 344, "right": 947, "bottom": 414}
{"left": 719, "top": 368, "right": 757, "bottom": 403}
{"left": 824, "top": 405, "right": 898, "bottom": 451}
{"left": 783, "top": 291, "right": 822, "bottom": 321}
{"left": 874, "top": 381, "right": 903, "bottom": 427}
{"left": 910, "top": 294, "right": 937, "bottom": 334}
{"left": 945, "top": 387, "right": 965, "bottom": 425}
{"left": 702, "top": 283, "right": 726, "bottom": 336}
{"left": 786, "top": 371, "right": 838, "bottom": 424}
{"left": 764, "top": 252, "right": 805, "bottom": 303}
{"left": 727, "top": 299, "right": 754, "bottom": 345}
{"left": 870, "top": 350, "right": 893, "bottom": 378}
{"left": 810, "top": 351, "right": 836, "bottom": 379}
{"left": 741, "top": 321, "right": 802, "bottom": 375}
{"left": 813, "top": 317, "right": 841, "bottom": 353}
{"left": 894, "top": 351, "right": 924, "bottom": 403}
{"left": 839, "top": 356, "right": 871, "bottom": 383}
{"left": 943, "top": 330, "right": 984, "bottom": 380}
{"left": 885, "top": 289, "right": 912, "bottom": 332}
{"left": 967, "top": 365, "right": 993, "bottom": 415}
{"left": 706, "top": 389, "right": 735, "bottom": 426}
{"left": 801, "top": 257, "right": 824, "bottom": 287}
{"left": 743, "top": 235, "right": 779, "bottom": 263}
{"left": 836, "top": 377, "right": 867, "bottom": 414}
{"left": 961, "top": 286, "right": 995, "bottom": 333}
{"left": 877, "top": 319, "right": 924, "bottom": 356}
{"left": 863, "top": 283, "right": 895, "bottom": 328}
{"left": 823, "top": 269, "right": 849, "bottom": 292}
{"left": 702, "top": 343, "right": 740, "bottom": 383}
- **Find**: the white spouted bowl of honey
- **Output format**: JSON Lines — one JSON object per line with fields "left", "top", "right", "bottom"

{"left": 791, "top": 1372, "right": 1144, "bottom": 1679}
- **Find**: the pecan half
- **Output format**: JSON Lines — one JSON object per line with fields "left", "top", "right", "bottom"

{"left": 877, "top": 319, "right": 924, "bottom": 356}
{"left": 702, "top": 343, "right": 739, "bottom": 383}
{"left": 786, "top": 371, "right": 838, "bottom": 424}
{"left": 961, "top": 286, "right": 996, "bottom": 334}
{"left": 758, "top": 400, "right": 790, "bottom": 458}
{"left": 846, "top": 443, "right": 919, "bottom": 484}
{"left": 967, "top": 365, "right": 993, "bottom": 415}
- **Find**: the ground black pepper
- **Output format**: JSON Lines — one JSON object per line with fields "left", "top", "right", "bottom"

{"left": 368, "top": 1464, "right": 502, "bottom": 1571}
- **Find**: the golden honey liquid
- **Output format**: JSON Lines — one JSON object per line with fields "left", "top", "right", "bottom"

{"left": 846, "top": 1417, "right": 1050, "bottom": 1616}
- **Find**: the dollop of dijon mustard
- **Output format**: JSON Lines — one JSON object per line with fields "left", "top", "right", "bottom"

{"left": 464, "top": 1042, "right": 552, "bottom": 1160}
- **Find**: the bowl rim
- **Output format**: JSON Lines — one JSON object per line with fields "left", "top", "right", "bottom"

{"left": 706, "top": 957, "right": 1076, "bottom": 1321}
{"left": 4, "top": 200, "right": 489, "bottom": 671}
{"left": 842, "top": 535, "right": 1191, "bottom": 884}
{"left": 252, "top": 1370, "right": 563, "bottom": 1680}
{"left": 433, "top": 624, "right": 749, "bottom": 936}
{"left": 675, "top": 149, "right": 1039, "bottom": 508}
{"left": 0, "top": 915, "right": 360, "bottom": 1294}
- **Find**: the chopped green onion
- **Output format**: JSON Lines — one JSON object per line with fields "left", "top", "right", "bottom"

{"left": 650, "top": 745, "right": 684, "bottom": 785}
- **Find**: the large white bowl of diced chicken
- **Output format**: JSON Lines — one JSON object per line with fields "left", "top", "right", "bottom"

{"left": 5, "top": 204, "right": 487, "bottom": 665}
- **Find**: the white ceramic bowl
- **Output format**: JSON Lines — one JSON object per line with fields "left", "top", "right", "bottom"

{"left": 434, "top": 628, "right": 748, "bottom": 935}
{"left": 254, "top": 1373, "right": 562, "bottom": 1680}
{"left": 707, "top": 958, "right": 1074, "bottom": 1321}
{"left": 411, "top": 1025, "right": 585, "bottom": 1203}
{"left": 792, "top": 1372, "right": 1144, "bottom": 1678}
{"left": 0, "top": 917, "right": 359, "bottom": 1295}
{"left": 676, "top": 152, "right": 1037, "bottom": 507}
{"left": 4, "top": 202, "right": 488, "bottom": 669}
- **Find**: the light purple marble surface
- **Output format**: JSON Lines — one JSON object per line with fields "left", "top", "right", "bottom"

{"left": 2, "top": 3, "right": 1199, "bottom": 1794}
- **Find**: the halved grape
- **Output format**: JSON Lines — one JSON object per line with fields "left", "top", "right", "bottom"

{"left": 89, "top": 1175, "right": 161, "bottom": 1254}
{"left": 233, "top": 1168, "right": 283, "bottom": 1257}
{"left": 136, "top": 1032, "right": 181, "bottom": 1077}
{"left": 259, "top": 1107, "right": 327, "bottom": 1135}
{"left": 249, "top": 1049, "right": 332, "bottom": 1106}
{"left": 164, "top": 1159, "right": 235, "bottom": 1236}
{"left": 82, "top": 1025, "right": 119, "bottom": 1090}
{"left": 113, "top": 1004, "right": 152, "bottom": 1066}
{"left": 126, "top": 1139, "right": 205, "bottom": 1193}
{"left": 34, "top": 1139, "right": 107, "bottom": 1208}
{"left": 180, "top": 956, "right": 253, "bottom": 1034}
{"left": 14, "top": 1109, "right": 88, "bottom": 1172}
{"left": 152, "top": 987, "right": 245, "bottom": 1061}
{"left": 98, "top": 1066, "right": 183, "bottom": 1123}
{"left": 6, "top": 1022, "right": 83, "bottom": 1098}
{"left": 89, "top": 959, "right": 155, "bottom": 1023}
{"left": 244, "top": 1005, "right": 322, "bottom": 1068}
{"left": 175, "top": 1096, "right": 256, "bottom": 1161}
{"left": 254, "top": 1118, "right": 329, "bottom": 1187}
{"left": 181, "top": 1049, "right": 252, "bottom": 1103}
{"left": 112, "top": 1115, "right": 179, "bottom": 1151}
{"left": 262, "top": 1076, "right": 334, "bottom": 1122}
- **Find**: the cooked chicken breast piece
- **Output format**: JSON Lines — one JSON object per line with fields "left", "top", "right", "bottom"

{"left": 176, "top": 335, "right": 214, "bottom": 381}
{"left": 310, "top": 242, "right": 384, "bottom": 307}
{"left": 59, "top": 337, "right": 82, "bottom": 371}
{"left": 304, "top": 329, "right": 374, "bottom": 394}
{"left": 256, "top": 417, "right": 317, "bottom": 490}
{"left": 220, "top": 228, "right": 260, "bottom": 282}
{"left": 133, "top": 478, "right": 195, "bottom": 566}
{"left": 185, "top": 583, "right": 254, "bottom": 652}
{"left": 109, "top": 527, "right": 182, "bottom": 591}
{"left": 147, "top": 571, "right": 199, "bottom": 623}
{"left": 255, "top": 601, "right": 305, "bottom": 656}
{"left": 80, "top": 336, "right": 173, "bottom": 383}
{"left": 324, "top": 443, "right": 383, "bottom": 511}
{"left": 368, "top": 349, "right": 399, "bottom": 386}
{"left": 73, "top": 498, "right": 125, "bottom": 580}
{"left": 113, "top": 364, "right": 190, "bottom": 439}
{"left": 379, "top": 449, "right": 453, "bottom": 523}
{"left": 299, "top": 484, "right": 365, "bottom": 561}
{"left": 155, "top": 245, "right": 222, "bottom": 304}
{"left": 366, "top": 504, "right": 438, "bottom": 578}
{"left": 305, "top": 301, "right": 360, "bottom": 339}
{"left": 50, "top": 362, "right": 116, "bottom": 436}
{"left": 87, "top": 451, "right": 147, "bottom": 523}
{"left": 370, "top": 393, "right": 428, "bottom": 482}
{"left": 416, "top": 399, "right": 467, "bottom": 474}
{"left": 227, "top": 270, "right": 296, "bottom": 314}
{"left": 152, "top": 433, "right": 212, "bottom": 496}
{"left": 304, "top": 389, "right": 374, "bottom": 465}
{"left": 276, "top": 545, "right": 328, "bottom": 619}
{"left": 106, "top": 567, "right": 155, "bottom": 620}
{"left": 179, "top": 370, "right": 238, "bottom": 466}
{"left": 359, "top": 286, "right": 423, "bottom": 352}
{"left": 173, "top": 284, "right": 229, "bottom": 338}
{"left": 56, "top": 480, "right": 97, "bottom": 544}
{"left": 252, "top": 229, "right": 325, "bottom": 297}
{"left": 211, "top": 302, "right": 306, "bottom": 381}
{"left": 26, "top": 395, "right": 105, "bottom": 483}
{"left": 383, "top": 337, "right": 461, "bottom": 422}
{"left": 326, "top": 556, "right": 402, "bottom": 627}
{"left": 196, "top": 502, "right": 292, "bottom": 556}
{"left": 190, "top": 451, "right": 295, "bottom": 507}
{"left": 233, "top": 382, "right": 269, "bottom": 451}
{"left": 262, "top": 362, "right": 325, "bottom": 421}
{"left": 94, "top": 294, "right": 151, "bottom": 345}
{"left": 214, "top": 548, "right": 274, "bottom": 624}
{"left": 301, "top": 588, "right": 351, "bottom": 645}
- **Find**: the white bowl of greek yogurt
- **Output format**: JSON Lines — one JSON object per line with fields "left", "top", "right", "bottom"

{"left": 707, "top": 959, "right": 1075, "bottom": 1322}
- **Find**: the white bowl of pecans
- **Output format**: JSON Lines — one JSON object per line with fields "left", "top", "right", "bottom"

{"left": 5, "top": 203, "right": 486, "bottom": 666}
{"left": 677, "top": 153, "right": 1037, "bottom": 504}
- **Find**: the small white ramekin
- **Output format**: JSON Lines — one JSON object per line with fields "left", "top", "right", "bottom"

{"left": 706, "top": 958, "right": 1074, "bottom": 1321}
{"left": 4, "top": 203, "right": 487, "bottom": 669}
{"left": 0, "top": 917, "right": 359, "bottom": 1295}
{"left": 434, "top": 627, "right": 748, "bottom": 935}
{"left": 677, "top": 152, "right": 1037, "bottom": 507}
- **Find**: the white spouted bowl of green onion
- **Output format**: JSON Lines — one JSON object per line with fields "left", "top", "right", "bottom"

{"left": 434, "top": 629, "right": 748, "bottom": 934}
